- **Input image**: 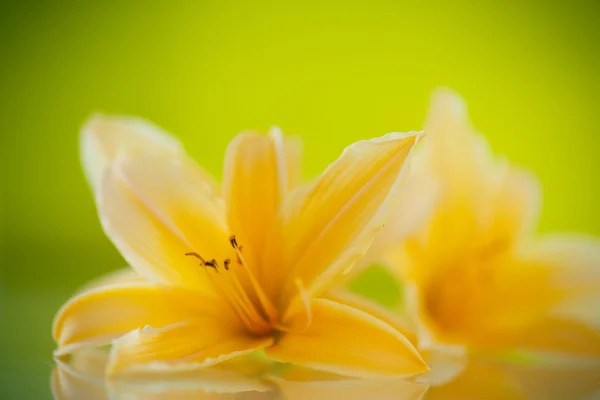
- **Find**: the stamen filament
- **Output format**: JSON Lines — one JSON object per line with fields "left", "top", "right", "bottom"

{"left": 201, "top": 266, "right": 256, "bottom": 332}
{"left": 229, "top": 235, "right": 279, "bottom": 323}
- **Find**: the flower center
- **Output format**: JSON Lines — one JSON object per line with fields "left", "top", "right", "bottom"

{"left": 185, "top": 235, "right": 279, "bottom": 336}
{"left": 422, "top": 238, "right": 508, "bottom": 337}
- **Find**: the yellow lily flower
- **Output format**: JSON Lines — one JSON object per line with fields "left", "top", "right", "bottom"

{"left": 52, "top": 116, "right": 428, "bottom": 378}
{"left": 381, "top": 89, "right": 600, "bottom": 358}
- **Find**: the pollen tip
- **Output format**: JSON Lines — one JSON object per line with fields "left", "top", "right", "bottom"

{"left": 229, "top": 235, "right": 238, "bottom": 248}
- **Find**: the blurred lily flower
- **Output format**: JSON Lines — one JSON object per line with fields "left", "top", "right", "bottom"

{"left": 328, "top": 89, "right": 600, "bottom": 395}
{"left": 52, "top": 116, "right": 428, "bottom": 378}
{"left": 383, "top": 89, "right": 600, "bottom": 358}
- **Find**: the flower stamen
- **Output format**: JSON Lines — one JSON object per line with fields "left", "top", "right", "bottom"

{"left": 228, "top": 235, "right": 279, "bottom": 324}
{"left": 184, "top": 236, "right": 278, "bottom": 336}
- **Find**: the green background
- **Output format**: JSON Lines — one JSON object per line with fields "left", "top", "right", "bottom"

{"left": 1, "top": 0, "right": 598, "bottom": 398}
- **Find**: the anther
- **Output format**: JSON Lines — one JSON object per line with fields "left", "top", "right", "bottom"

{"left": 224, "top": 259, "right": 231, "bottom": 270}
{"left": 204, "top": 258, "right": 219, "bottom": 271}
{"left": 229, "top": 235, "right": 238, "bottom": 249}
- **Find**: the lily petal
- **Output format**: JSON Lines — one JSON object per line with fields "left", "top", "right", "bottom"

{"left": 97, "top": 160, "right": 227, "bottom": 288}
{"left": 274, "top": 131, "right": 421, "bottom": 308}
{"left": 222, "top": 130, "right": 301, "bottom": 287}
{"left": 107, "top": 320, "right": 273, "bottom": 376}
{"left": 357, "top": 171, "right": 441, "bottom": 273}
{"left": 265, "top": 298, "right": 428, "bottom": 379}
{"left": 271, "top": 377, "right": 429, "bottom": 400}
{"left": 422, "top": 89, "right": 496, "bottom": 197}
{"left": 324, "top": 290, "right": 467, "bottom": 386}
{"left": 81, "top": 114, "right": 218, "bottom": 194}
{"left": 53, "top": 283, "right": 229, "bottom": 356}
{"left": 323, "top": 288, "right": 416, "bottom": 342}
{"left": 489, "top": 165, "right": 541, "bottom": 246}
{"left": 520, "top": 234, "right": 600, "bottom": 298}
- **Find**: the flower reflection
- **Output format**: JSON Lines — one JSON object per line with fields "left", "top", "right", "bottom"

{"left": 51, "top": 351, "right": 429, "bottom": 400}
{"left": 51, "top": 349, "right": 274, "bottom": 400}
{"left": 425, "top": 359, "right": 600, "bottom": 400}
{"left": 51, "top": 351, "right": 600, "bottom": 400}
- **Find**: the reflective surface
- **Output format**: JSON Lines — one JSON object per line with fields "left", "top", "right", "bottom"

{"left": 2, "top": 356, "right": 599, "bottom": 399}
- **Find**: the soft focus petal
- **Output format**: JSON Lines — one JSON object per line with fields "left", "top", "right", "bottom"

{"left": 356, "top": 171, "right": 441, "bottom": 273}
{"left": 53, "top": 283, "right": 229, "bottom": 356}
{"left": 222, "top": 130, "right": 300, "bottom": 294}
{"left": 97, "top": 159, "right": 228, "bottom": 288}
{"left": 488, "top": 165, "right": 541, "bottom": 245}
{"left": 280, "top": 129, "right": 304, "bottom": 190}
{"left": 265, "top": 298, "right": 428, "bottom": 379}
{"left": 519, "top": 234, "right": 600, "bottom": 300}
{"left": 107, "top": 320, "right": 273, "bottom": 376}
{"left": 273, "top": 131, "right": 421, "bottom": 309}
{"left": 272, "top": 377, "right": 428, "bottom": 400}
{"left": 422, "top": 88, "right": 496, "bottom": 196}
{"left": 81, "top": 114, "right": 218, "bottom": 194}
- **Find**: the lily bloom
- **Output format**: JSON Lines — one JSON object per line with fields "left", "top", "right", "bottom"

{"left": 374, "top": 89, "right": 600, "bottom": 360}
{"left": 52, "top": 116, "right": 428, "bottom": 378}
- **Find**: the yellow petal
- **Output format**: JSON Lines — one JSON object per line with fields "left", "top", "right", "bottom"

{"left": 53, "top": 283, "right": 229, "bottom": 356}
{"left": 488, "top": 165, "right": 541, "bottom": 246}
{"left": 422, "top": 88, "right": 496, "bottom": 196}
{"left": 520, "top": 234, "right": 600, "bottom": 299}
{"left": 81, "top": 114, "right": 218, "bottom": 194}
{"left": 274, "top": 131, "right": 421, "bottom": 309}
{"left": 107, "top": 320, "right": 273, "bottom": 376}
{"left": 222, "top": 129, "right": 301, "bottom": 292}
{"left": 271, "top": 377, "right": 429, "bottom": 400}
{"left": 280, "top": 129, "right": 304, "bottom": 190}
{"left": 356, "top": 172, "right": 441, "bottom": 273}
{"left": 322, "top": 292, "right": 467, "bottom": 386}
{"left": 323, "top": 288, "right": 417, "bottom": 343}
{"left": 97, "top": 158, "right": 228, "bottom": 288}
{"left": 265, "top": 298, "right": 428, "bottom": 379}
